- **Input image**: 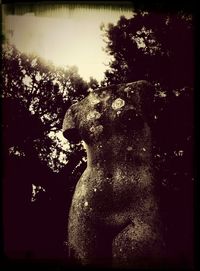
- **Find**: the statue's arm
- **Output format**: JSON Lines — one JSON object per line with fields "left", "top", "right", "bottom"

{"left": 62, "top": 104, "right": 81, "bottom": 144}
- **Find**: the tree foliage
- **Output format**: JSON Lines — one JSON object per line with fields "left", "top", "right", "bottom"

{"left": 102, "top": 11, "right": 193, "bottom": 90}
{"left": 2, "top": 43, "right": 88, "bottom": 172}
{"left": 1, "top": 42, "right": 88, "bottom": 258}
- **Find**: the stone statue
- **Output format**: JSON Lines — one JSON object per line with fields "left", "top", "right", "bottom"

{"left": 62, "top": 80, "right": 166, "bottom": 268}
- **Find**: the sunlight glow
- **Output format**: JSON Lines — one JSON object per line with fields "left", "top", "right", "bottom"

{"left": 4, "top": 6, "right": 133, "bottom": 82}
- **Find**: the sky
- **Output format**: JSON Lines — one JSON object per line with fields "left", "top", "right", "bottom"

{"left": 3, "top": 4, "right": 133, "bottom": 82}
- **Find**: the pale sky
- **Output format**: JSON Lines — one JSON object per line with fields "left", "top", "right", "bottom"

{"left": 3, "top": 5, "right": 133, "bottom": 82}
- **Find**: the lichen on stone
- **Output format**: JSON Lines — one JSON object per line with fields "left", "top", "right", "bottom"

{"left": 86, "top": 110, "right": 101, "bottom": 121}
{"left": 88, "top": 93, "right": 100, "bottom": 105}
{"left": 112, "top": 98, "right": 125, "bottom": 110}
{"left": 127, "top": 146, "right": 133, "bottom": 151}
{"left": 84, "top": 201, "right": 89, "bottom": 207}
{"left": 89, "top": 124, "right": 104, "bottom": 138}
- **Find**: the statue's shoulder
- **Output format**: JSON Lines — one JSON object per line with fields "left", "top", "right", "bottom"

{"left": 126, "top": 80, "right": 154, "bottom": 89}
{"left": 73, "top": 80, "right": 154, "bottom": 111}
{"left": 92, "top": 80, "right": 153, "bottom": 95}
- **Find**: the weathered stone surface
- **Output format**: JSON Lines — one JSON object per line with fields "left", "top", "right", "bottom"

{"left": 62, "top": 80, "right": 166, "bottom": 267}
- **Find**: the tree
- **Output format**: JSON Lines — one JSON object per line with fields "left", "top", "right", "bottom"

{"left": 102, "top": 11, "right": 193, "bottom": 90}
{"left": 1, "top": 43, "right": 89, "bottom": 259}
{"left": 1, "top": 43, "right": 88, "bottom": 172}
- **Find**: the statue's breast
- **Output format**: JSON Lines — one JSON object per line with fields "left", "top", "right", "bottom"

{"left": 63, "top": 80, "right": 154, "bottom": 145}
{"left": 76, "top": 85, "right": 145, "bottom": 143}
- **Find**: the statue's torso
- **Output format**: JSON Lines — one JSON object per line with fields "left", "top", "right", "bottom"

{"left": 63, "top": 81, "right": 165, "bottom": 265}
{"left": 68, "top": 82, "right": 157, "bottom": 226}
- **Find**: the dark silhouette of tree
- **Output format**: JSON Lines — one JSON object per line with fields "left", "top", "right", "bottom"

{"left": 2, "top": 96, "right": 48, "bottom": 258}
{"left": 101, "top": 9, "right": 194, "bottom": 267}
{"left": 1, "top": 43, "right": 88, "bottom": 261}
{"left": 102, "top": 11, "right": 193, "bottom": 90}
{"left": 2, "top": 43, "right": 88, "bottom": 172}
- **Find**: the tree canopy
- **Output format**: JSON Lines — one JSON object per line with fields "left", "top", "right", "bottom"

{"left": 1, "top": 42, "right": 88, "bottom": 258}
{"left": 2, "top": 43, "right": 88, "bottom": 172}
{"left": 102, "top": 10, "right": 193, "bottom": 90}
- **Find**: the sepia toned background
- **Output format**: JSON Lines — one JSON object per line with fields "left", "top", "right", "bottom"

{"left": 1, "top": 1, "right": 194, "bottom": 268}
